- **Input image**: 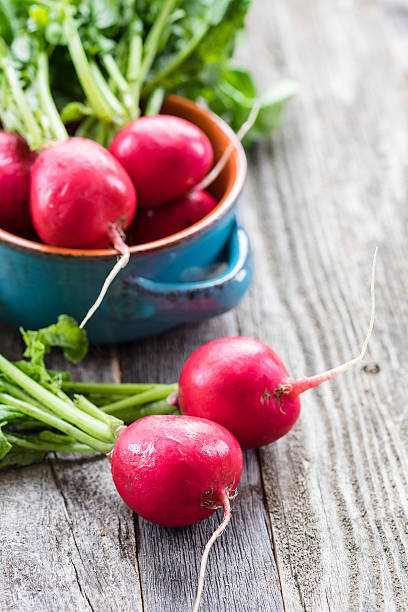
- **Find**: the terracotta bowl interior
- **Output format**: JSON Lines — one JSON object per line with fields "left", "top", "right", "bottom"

{"left": 0, "top": 95, "right": 244, "bottom": 257}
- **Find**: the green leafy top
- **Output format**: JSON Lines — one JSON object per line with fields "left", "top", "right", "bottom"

{"left": 21, "top": 314, "right": 88, "bottom": 364}
{"left": 10, "top": 315, "right": 87, "bottom": 392}
{"left": 0, "top": 0, "right": 294, "bottom": 149}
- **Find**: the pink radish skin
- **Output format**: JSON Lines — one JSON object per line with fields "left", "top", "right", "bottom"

{"left": 0, "top": 133, "right": 37, "bottom": 235}
{"left": 30, "top": 138, "right": 137, "bottom": 249}
{"left": 111, "top": 414, "right": 243, "bottom": 528}
{"left": 131, "top": 190, "right": 217, "bottom": 243}
{"left": 109, "top": 115, "right": 213, "bottom": 208}
{"left": 179, "top": 337, "right": 300, "bottom": 449}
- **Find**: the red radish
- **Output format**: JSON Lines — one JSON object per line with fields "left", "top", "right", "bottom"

{"left": 0, "top": 132, "right": 37, "bottom": 235}
{"left": 130, "top": 190, "right": 217, "bottom": 243}
{"left": 111, "top": 414, "right": 242, "bottom": 527}
{"left": 111, "top": 414, "right": 243, "bottom": 611}
{"left": 179, "top": 252, "right": 377, "bottom": 449}
{"left": 30, "top": 137, "right": 137, "bottom": 249}
{"left": 178, "top": 337, "right": 301, "bottom": 448}
{"left": 109, "top": 115, "right": 213, "bottom": 208}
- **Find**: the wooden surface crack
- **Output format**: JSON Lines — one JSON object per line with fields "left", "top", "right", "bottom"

{"left": 256, "top": 448, "right": 287, "bottom": 612}
{"left": 48, "top": 458, "right": 96, "bottom": 609}
{"left": 68, "top": 557, "right": 95, "bottom": 612}
{"left": 133, "top": 514, "right": 146, "bottom": 612}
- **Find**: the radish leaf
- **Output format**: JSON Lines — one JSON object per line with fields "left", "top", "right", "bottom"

{"left": 0, "top": 423, "right": 12, "bottom": 460}
{"left": 21, "top": 314, "right": 88, "bottom": 365}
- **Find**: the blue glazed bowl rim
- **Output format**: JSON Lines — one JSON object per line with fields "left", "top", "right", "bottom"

{"left": 0, "top": 95, "right": 247, "bottom": 259}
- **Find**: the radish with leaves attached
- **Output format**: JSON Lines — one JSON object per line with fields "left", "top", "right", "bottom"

{"left": 0, "top": 318, "right": 242, "bottom": 612}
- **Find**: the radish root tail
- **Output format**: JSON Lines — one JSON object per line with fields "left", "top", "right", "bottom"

{"left": 288, "top": 248, "right": 378, "bottom": 396}
{"left": 192, "top": 100, "right": 261, "bottom": 194}
{"left": 80, "top": 227, "right": 130, "bottom": 329}
{"left": 192, "top": 492, "right": 231, "bottom": 612}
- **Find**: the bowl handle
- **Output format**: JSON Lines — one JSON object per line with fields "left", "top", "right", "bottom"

{"left": 124, "top": 225, "right": 253, "bottom": 319}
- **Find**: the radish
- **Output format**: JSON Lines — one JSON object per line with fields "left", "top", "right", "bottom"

{"left": 111, "top": 414, "right": 243, "bottom": 612}
{"left": 179, "top": 252, "right": 377, "bottom": 448}
{"left": 130, "top": 190, "right": 217, "bottom": 243}
{"left": 0, "top": 132, "right": 37, "bottom": 235}
{"left": 30, "top": 137, "right": 137, "bottom": 328}
{"left": 111, "top": 415, "right": 242, "bottom": 526}
{"left": 30, "top": 138, "right": 137, "bottom": 250}
{"left": 109, "top": 115, "right": 213, "bottom": 208}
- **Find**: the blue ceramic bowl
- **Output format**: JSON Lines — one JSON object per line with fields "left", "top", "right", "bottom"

{"left": 0, "top": 96, "right": 252, "bottom": 343}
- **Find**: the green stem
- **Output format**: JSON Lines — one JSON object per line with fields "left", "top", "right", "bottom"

{"left": 101, "top": 384, "right": 178, "bottom": 417}
{"left": 84, "top": 394, "right": 127, "bottom": 406}
{"left": 135, "top": 399, "right": 178, "bottom": 418}
{"left": 1, "top": 59, "right": 43, "bottom": 149}
{"left": 141, "top": 23, "right": 208, "bottom": 97}
{"left": 62, "top": 382, "right": 165, "bottom": 395}
{"left": 74, "top": 395, "right": 122, "bottom": 427}
{"left": 63, "top": 17, "right": 114, "bottom": 121}
{"left": 127, "top": 33, "right": 142, "bottom": 82}
{"left": 1, "top": 380, "right": 45, "bottom": 409}
{"left": 0, "top": 394, "right": 113, "bottom": 453}
{"left": 37, "top": 51, "right": 68, "bottom": 141}
{"left": 75, "top": 115, "right": 96, "bottom": 138}
{"left": 106, "top": 398, "right": 178, "bottom": 423}
{"left": 0, "top": 355, "right": 117, "bottom": 443}
{"left": 103, "top": 54, "right": 129, "bottom": 93}
{"left": 0, "top": 83, "right": 26, "bottom": 134}
{"left": 127, "top": 27, "right": 142, "bottom": 111}
{"left": 5, "top": 432, "right": 94, "bottom": 453}
{"left": 89, "top": 61, "right": 125, "bottom": 120}
{"left": 144, "top": 87, "right": 165, "bottom": 116}
{"left": 138, "top": 0, "right": 178, "bottom": 90}
{"left": 103, "top": 54, "right": 136, "bottom": 118}
{"left": 93, "top": 117, "right": 108, "bottom": 145}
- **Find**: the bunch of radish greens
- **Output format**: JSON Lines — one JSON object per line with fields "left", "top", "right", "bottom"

{"left": 0, "top": 0, "right": 295, "bottom": 149}
{"left": 0, "top": 315, "right": 177, "bottom": 470}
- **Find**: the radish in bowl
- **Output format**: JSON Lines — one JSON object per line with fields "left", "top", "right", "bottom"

{"left": 0, "top": 133, "right": 37, "bottom": 236}
{"left": 109, "top": 115, "right": 214, "bottom": 208}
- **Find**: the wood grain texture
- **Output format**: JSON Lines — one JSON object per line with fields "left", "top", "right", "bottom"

{"left": 2, "top": 0, "right": 408, "bottom": 610}
{"left": 236, "top": 0, "right": 408, "bottom": 609}
{"left": 378, "top": 0, "right": 408, "bottom": 75}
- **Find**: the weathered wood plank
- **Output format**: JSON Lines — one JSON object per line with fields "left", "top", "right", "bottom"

{"left": 0, "top": 335, "right": 144, "bottom": 612}
{"left": 378, "top": 0, "right": 408, "bottom": 75}
{"left": 235, "top": 0, "right": 408, "bottom": 609}
{"left": 118, "top": 316, "right": 284, "bottom": 612}
{"left": 2, "top": 1, "right": 408, "bottom": 610}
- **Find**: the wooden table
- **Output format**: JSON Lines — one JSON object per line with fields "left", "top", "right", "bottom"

{"left": 2, "top": 0, "right": 408, "bottom": 609}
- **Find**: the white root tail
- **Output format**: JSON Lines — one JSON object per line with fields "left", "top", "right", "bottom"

{"left": 192, "top": 100, "right": 261, "bottom": 194}
{"left": 192, "top": 492, "right": 231, "bottom": 612}
{"left": 288, "top": 247, "right": 378, "bottom": 396}
{"left": 80, "top": 227, "right": 130, "bottom": 329}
